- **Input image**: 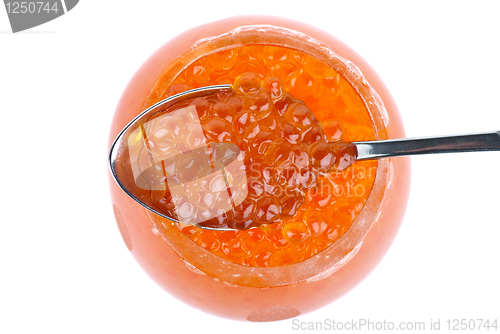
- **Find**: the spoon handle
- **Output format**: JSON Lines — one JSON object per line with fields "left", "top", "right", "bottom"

{"left": 353, "top": 131, "right": 500, "bottom": 160}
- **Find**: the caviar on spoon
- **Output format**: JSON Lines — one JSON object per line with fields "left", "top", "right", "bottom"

{"left": 109, "top": 73, "right": 500, "bottom": 231}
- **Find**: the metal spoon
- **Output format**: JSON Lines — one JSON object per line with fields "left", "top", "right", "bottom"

{"left": 109, "top": 85, "right": 500, "bottom": 230}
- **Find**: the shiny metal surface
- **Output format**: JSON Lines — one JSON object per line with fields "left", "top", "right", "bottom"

{"left": 109, "top": 84, "right": 499, "bottom": 231}
{"left": 354, "top": 131, "right": 500, "bottom": 160}
{"left": 109, "top": 84, "right": 233, "bottom": 231}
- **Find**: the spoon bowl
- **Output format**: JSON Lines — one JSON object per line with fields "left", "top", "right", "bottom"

{"left": 109, "top": 85, "right": 500, "bottom": 231}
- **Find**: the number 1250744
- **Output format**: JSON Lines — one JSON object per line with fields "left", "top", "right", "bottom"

{"left": 5, "top": 2, "right": 59, "bottom": 14}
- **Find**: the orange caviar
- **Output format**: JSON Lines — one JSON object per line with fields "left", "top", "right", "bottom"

{"left": 144, "top": 45, "right": 378, "bottom": 267}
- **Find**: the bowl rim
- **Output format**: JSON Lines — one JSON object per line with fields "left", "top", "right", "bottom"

{"left": 145, "top": 23, "right": 392, "bottom": 288}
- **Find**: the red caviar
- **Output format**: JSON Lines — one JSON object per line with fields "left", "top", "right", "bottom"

{"left": 142, "top": 45, "right": 378, "bottom": 267}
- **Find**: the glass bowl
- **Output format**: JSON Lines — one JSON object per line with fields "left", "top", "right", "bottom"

{"left": 108, "top": 15, "right": 411, "bottom": 322}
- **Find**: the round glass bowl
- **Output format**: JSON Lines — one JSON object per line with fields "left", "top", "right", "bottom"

{"left": 108, "top": 16, "right": 411, "bottom": 322}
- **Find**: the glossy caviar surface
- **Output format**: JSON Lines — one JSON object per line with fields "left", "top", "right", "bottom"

{"left": 144, "top": 45, "right": 378, "bottom": 267}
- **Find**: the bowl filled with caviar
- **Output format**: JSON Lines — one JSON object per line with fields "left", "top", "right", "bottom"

{"left": 108, "top": 16, "right": 411, "bottom": 322}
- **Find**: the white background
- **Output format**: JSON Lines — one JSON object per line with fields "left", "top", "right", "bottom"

{"left": 1, "top": 1, "right": 499, "bottom": 333}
